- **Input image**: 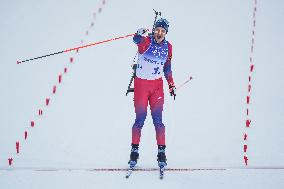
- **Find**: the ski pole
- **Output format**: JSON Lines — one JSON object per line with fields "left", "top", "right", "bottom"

{"left": 176, "top": 76, "right": 193, "bottom": 91}
{"left": 169, "top": 76, "right": 193, "bottom": 101}
{"left": 17, "top": 33, "right": 136, "bottom": 64}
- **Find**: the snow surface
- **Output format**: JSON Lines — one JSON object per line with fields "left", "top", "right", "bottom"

{"left": 1, "top": 0, "right": 284, "bottom": 188}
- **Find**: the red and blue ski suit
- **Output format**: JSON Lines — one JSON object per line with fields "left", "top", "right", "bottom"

{"left": 132, "top": 34, "right": 174, "bottom": 146}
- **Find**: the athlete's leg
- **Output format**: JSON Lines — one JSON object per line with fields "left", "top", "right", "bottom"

{"left": 149, "top": 80, "right": 165, "bottom": 145}
{"left": 132, "top": 78, "right": 149, "bottom": 145}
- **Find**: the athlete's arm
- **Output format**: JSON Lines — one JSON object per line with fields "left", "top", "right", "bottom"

{"left": 163, "top": 42, "right": 174, "bottom": 85}
{"left": 133, "top": 29, "right": 151, "bottom": 54}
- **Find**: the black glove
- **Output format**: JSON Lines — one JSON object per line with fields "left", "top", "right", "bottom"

{"left": 169, "top": 83, "right": 176, "bottom": 100}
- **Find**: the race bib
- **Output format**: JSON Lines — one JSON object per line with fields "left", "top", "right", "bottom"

{"left": 136, "top": 40, "right": 168, "bottom": 80}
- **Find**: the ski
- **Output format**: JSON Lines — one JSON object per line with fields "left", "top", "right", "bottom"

{"left": 125, "top": 165, "right": 166, "bottom": 179}
{"left": 126, "top": 145, "right": 139, "bottom": 179}
{"left": 125, "top": 161, "right": 136, "bottom": 179}
{"left": 159, "top": 165, "right": 165, "bottom": 179}
{"left": 125, "top": 166, "right": 134, "bottom": 178}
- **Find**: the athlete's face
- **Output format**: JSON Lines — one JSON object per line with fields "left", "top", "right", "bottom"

{"left": 154, "top": 27, "right": 166, "bottom": 44}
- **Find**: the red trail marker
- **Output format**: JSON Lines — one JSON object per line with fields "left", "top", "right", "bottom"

{"left": 16, "top": 141, "right": 20, "bottom": 153}
{"left": 8, "top": 158, "right": 13, "bottom": 166}
{"left": 25, "top": 131, "right": 28, "bottom": 140}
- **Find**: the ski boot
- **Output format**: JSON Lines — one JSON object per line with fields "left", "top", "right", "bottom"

{"left": 157, "top": 145, "right": 167, "bottom": 179}
{"left": 128, "top": 144, "right": 139, "bottom": 168}
{"left": 126, "top": 144, "right": 139, "bottom": 178}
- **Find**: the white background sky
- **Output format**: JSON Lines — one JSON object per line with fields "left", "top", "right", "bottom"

{"left": 0, "top": 0, "right": 284, "bottom": 188}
